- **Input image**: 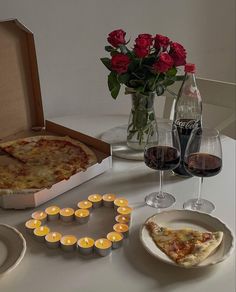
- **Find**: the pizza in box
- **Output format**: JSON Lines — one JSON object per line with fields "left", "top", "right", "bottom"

{"left": 0, "top": 135, "right": 97, "bottom": 194}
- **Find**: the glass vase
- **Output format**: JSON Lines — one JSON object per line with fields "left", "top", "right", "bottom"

{"left": 127, "top": 92, "right": 157, "bottom": 150}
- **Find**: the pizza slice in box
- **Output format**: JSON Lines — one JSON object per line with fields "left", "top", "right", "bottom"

{"left": 0, "top": 135, "right": 97, "bottom": 191}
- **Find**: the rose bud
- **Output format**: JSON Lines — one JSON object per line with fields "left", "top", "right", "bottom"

{"left": 107, "top": 29, "right": 126, "bottom": 47}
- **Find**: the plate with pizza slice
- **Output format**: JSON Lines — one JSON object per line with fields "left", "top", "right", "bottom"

{"left": 140, "top": 210, "right": 234, "bottom": 268}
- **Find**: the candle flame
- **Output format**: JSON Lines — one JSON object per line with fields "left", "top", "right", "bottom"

{"left": 122, "top": 217, "right": 126, "bottom": 221}
{"left": 67, "top": 239, "right": 71, "bottom": 244}
{"left": 79, "top": 212, "right": 83, "bottom": 217}
{"left": 122, "top": 207, "right": 126, "bottom": 211}
{"left": 99, "top": 239, "right": 104, "bottom": 245}
{"left": 52, "top": 232, "right": 57, "bottom": 238}
{"left": 120, "top": 200, "right": 124, "bottom": 204}
{"left": 112, "top": 236, "right": 116, "bottom": 241}
{"left": 40, "top": 226, "right": 44, "bottom": 231}
{"left": 52, "top": 207, "right": 56, "bottom": 211}
{"left": 119, "top": 225, "right": 123, "bottom": 230}
{"left": 65, "top": 208, "right": 69, "bottom": 212}
{"left": 108, "top": 196, "right": 112, "bottom": 199}
{"left": 39, "top": 212, "right": 44, "bottom": 216}
{"left": 84, "top": 238, "right": 89, "bottom": 244}
{"left": 84, "top": 201, "right": 88, "bottom": 205}
{"left": 33, "top": 220, "right": 38, "bottom": 224}
{"left": 94, "top": 195, "right": 97, "bottom": 199}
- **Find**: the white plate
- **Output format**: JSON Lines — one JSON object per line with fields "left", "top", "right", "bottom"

{"left": 0, "top": 224, "right": 26, "bottom": 276}
{"left": 140, "top": 210, "right": 235, "bottom": 268}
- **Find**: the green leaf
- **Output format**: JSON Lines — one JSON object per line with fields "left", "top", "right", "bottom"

{"left": 100, "top": 58, "right": 111, "bottom": 70}
{"left": 166, "top": 67, "right": 177, "bottom": 77}
{"left": 108, "top": 72, "right": 121, "bottom": 99}
{"left": 118, "top": 73, "right": 130, "bottom": 84}
{"left": 173, "top": 75, "right": 185, "bottom": 81}
{"left": 105, "top": 46, "right": 115, "bottom": 52}
{"left": 162, "top": 79, "right": 175, "bottom": 87}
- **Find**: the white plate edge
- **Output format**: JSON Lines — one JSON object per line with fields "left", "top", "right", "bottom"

{"left": 0, "top": 223, "right": 27, "bottom": 276}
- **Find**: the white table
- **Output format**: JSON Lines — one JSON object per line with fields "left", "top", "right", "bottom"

{"left": 0, "top": 115, "right": 235, "bottom": 292}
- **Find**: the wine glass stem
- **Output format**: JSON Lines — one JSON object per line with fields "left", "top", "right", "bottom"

{"left": 196, "top": 177, "right": 203, "bottom": 205}
{"left": 157, "top": 170, "right": 164, "bottom": 199}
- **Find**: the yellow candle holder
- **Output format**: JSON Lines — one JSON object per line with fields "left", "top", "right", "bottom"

{"left": 45, "top": 232, "right": 62, "bottom": 249}
{"left": 77, "top": 200, "right": 93, "bottom": 210}
{"left": 117, "top": 206, "right": 132, "bottom": 216}
{"left": 34, "top": 226, "right": 50, "bottom": 242}
{"left": 45, "top": 206, "right": 60, "bottom": 221}
{"left": 88, "top": 194, "right": 103, "bottom": 208}
{"left": 60, "top": 235, "right": 77, "bottom": 252}
{"left": 59, "top": 208, "right": 75, "bottom": 222}
{"left": 113, "top": 223, "right": 129, "bottom": 238}
{"left": 77, "top": 237, "right": 94, "bottom": 255}
{"left": 114, "top": 197, "right": 129, "bottom": 209}
{"left": 107, "top": 232, "right": 123, "bottom": 249}
{"left": 75, "top": 209, "right": 90, "bottom": 224}
{"left": 102, "top": 193, "right": 116, "bottom": 207}
{"left": 31, "top": 210, "right": 47, "bottom": 223}
{"left": 94, "top": 238, "right": 112, "bottom": 257}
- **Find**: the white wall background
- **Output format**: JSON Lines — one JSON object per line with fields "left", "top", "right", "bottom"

{"left": 0, "top": 0, "right": 235, "bottom": 119}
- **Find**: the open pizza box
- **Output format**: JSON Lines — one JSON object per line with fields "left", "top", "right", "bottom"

{"left": 0, "top": 19, "right": 112, "bottom": 209}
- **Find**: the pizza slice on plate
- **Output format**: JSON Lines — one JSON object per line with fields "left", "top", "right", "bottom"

{"left": 146, "top": 220, "right": 223, "bottom": 268}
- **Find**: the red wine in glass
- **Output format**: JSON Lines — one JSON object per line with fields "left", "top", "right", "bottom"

{"left": 144, "top": 146, "right": 180, "bottom": 171}
{"left": 183, "top": 127, "right": 222, "bottom": 213}
{"left": 144, "top": 122, "right": 181, "bottom": 208}
{"left": 184, "top": 153, "right": 222, "bottom": 177}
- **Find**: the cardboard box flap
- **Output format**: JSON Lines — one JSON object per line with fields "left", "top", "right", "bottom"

{"left": 0, "top": 19, "right": 44, "bottom": 140}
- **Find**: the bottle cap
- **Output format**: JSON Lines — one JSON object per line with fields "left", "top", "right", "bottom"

{"left": 184, "top": 63, "right": 196, "bottom": 73}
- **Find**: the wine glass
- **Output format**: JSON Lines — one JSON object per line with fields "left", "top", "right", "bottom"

{"left": 144, "top": 121, "right": 181, "bottom": 208}
{"left": 183, "top": 127, "right": 222, "bottom": 213}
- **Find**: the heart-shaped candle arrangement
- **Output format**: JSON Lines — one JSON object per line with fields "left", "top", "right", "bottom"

{"left": 25, "top": 194, "right": 132, "bottom": 257}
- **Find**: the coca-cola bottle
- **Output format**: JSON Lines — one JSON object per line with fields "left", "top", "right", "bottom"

{"left": 173, "top": 63, "right": 202, "bottom": 177}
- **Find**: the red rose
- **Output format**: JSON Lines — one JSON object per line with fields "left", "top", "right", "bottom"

{"left": 153, "top": 52, "right": 174, "bottom": 73}
{"left": 111, "top": 53, "right": 130, "bottom": 74}
{"left": 135, "top": 34, "right": 153, "bottom": 48}
{"left": 169, "top": 42, "right": 186, "bottom": 66}
{"left": 154, "top": 34, "right": 170, "bottom": 51}
{"left": 134, "top": 45, "right": 149, "bottom": 58}
{"left": 107, "top": 29, "right": 126, "bottom": 48}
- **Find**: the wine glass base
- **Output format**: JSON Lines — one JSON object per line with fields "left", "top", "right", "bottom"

{"left": 145, "top": 192, "right": 176, "bottom": 208}
{"left": 183, "top": 198, "right": 215, "bottom": 214}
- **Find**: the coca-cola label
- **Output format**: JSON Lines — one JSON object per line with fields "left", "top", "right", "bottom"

{"left": 174, "top": 119, "right": 198, "bottom": 130}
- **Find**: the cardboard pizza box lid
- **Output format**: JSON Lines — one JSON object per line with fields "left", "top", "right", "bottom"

{"left": 0, "top": 19, "right": 44, "bottom": 140}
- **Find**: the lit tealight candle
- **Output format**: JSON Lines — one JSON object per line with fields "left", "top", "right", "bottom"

{"left": 45, "top": 232, "right": 62, "bottom": 249}
{"left": 102, "top": 193, "right": 116, "bottom": 207}
{"left": 77, "top": 237, "right": 94, "bottom": 255}
{"left": 45, "top": 206, "right": 60, "bottom": 221}
{"left": 33, "top": 226, "right": 50, "bottom": 242}
{"left": 88, "top": 194, "right": 103, "bottom": 208}
{"left": 77, "top": 200, "right": 93, "bottom": 210}
{"left": 114, "top": 197, "right": 128, "bottom": 209}
{"left": 31, "top": 210, "right": 47, "bottom": 223}
{"left": 59, "top": 208, "right": 75, "bottom": 222}
{"left": 60, "top": 235, "right": 77, "bottom": 252}
{"left": 25, "top": 219, "right": 41, "bottom": 234}
{"left": 113, "top": 223, "right": 129, "bottom": 238}
{"left": 94, "top": 238, "right": 112, "bottom": 257}
{"left": 107, "top": 232, "right": 123, "bottom": 249}
{"left": 117, "top": 206, "right": 132, "bottom": 216}
{"left": 75, "top": 209, "right": 90, "bottom": 224}
{"left": 115, "top": 214, "right": 131, "bottom": 226}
